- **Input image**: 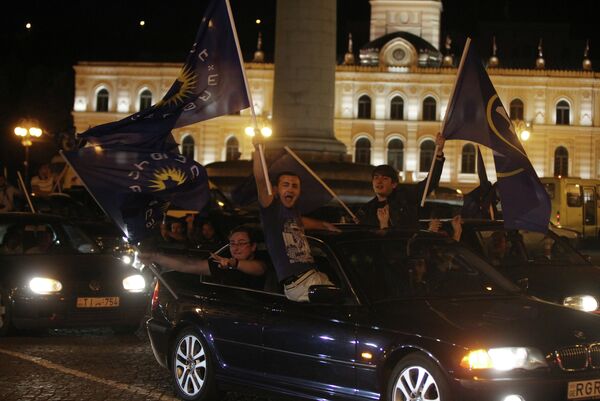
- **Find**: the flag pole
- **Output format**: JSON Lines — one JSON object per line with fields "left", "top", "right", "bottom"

{"left": 224, "top": 0, "right": 272, "bottom": 196}
{"left": 16, "top": 171, "right": 36, "bottom": 213}
{"left": 420, "top": 37, "right": 472, "bottom": 207}
{"left": 284, "top": 146, "right": 359, "bottom": 223}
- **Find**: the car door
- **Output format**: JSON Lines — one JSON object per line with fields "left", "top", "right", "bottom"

{"left": 260, "top": 239, "right": 359, "bottom": 399}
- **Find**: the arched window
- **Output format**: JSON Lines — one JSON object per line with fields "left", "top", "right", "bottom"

{"left": 387, "top": 139, "right": 404, "bottom": 171}
{"left": 419, "top": 140, "right": 435, "bottom": 172}
{"left": 358, "top": 95, "right": 372, "bottom": 119}
{"left": 554, "top": 146, "right": 569, "bottom": 177}
{"left": 96, "top": 88, "right": 109, "bottom": 112}
{"left": 422, "top": 97, "right": 437, "bottom": 121}
{"left": 509, "top": 99, "right": 524, "bottom": 120}
{"left": 354, "top": 137, "right": 371, "bottom": 164}
{"left": 182, "top": 136, "right": 195, "bottom": 160}
{"left": 225, "top": 136, "right": 240, "bottom": 161}
{"left": 556, "top": 100, "right": 570, "bottom": 125}
{"left": 390, "top": 96, "right": 404, "bottom": 120}
{"left": 461, "top": 144, "right": 476, "bottom": 174}
{"left": 139, "top": 89, "right": 153, "bottom": 111}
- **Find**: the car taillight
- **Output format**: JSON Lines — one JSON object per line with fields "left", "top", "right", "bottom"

{"left": 151, "top": 280, "right": 160, "bottom": 311}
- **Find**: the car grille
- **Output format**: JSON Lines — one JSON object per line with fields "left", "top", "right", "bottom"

{"left": 555, "top": 344, "right": 600, "bottom": 371}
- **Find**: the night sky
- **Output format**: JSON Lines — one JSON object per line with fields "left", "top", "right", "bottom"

{"left": 0, "top": 0, "right": 598, "bottom": 177}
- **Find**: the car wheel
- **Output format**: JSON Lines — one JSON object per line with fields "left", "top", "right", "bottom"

{"left": 387, "top": 353, "right": 453, "bottom": 401}
{"left": 0, "top": 287, "right": 13, "bottom": 337}
{"left": 171, "top": 327, "right": 221, "bottom": 401}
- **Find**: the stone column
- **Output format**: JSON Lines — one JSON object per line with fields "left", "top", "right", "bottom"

{"left": 269, "top": 0, "right": 347, "bottom": 161}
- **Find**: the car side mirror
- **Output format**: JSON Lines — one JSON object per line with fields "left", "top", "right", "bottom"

{"left": 517, "top": 277, "right": 529, "bottom": 291}
{"left": 308, "top": 285, "right": 345, "bottom": 304}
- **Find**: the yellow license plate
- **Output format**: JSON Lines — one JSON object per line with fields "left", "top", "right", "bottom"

{"left": 76, "top": 297, "right": 120, "bottom": 308}
{"left": 568, "top": 379, "right": 600, "bottom": 400}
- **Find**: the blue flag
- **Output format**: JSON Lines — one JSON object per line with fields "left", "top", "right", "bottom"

{"left": 443, "top": 40, "right": 550, "bottom": 232}
{"left": 461, "top": 147, "right": 499, "bottom": 219}
{"left": 81, "top": 0, "right": 250, "bottom": 150}
{"left": 62, "top": 148, "right": 209, "bottom": 242}
{"left": 231, "top": 151, "right": 333, "bottom": 215}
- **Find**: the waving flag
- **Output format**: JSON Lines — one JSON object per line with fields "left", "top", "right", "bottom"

{"left": 62, "top": 148, "right": 209, "bottom": 242}
{"left": 461, "top": 147, "right": 499, "bottom": 219}
{"left": 81, "top": 0, "right": 250, "bottom": 150}
{"left": 443, "top": 39, "right": 550, "bottom": 232}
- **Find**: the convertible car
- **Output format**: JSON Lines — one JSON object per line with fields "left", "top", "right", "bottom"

{"left": 147, "top": 227, "right": 600, "bottom": 401}
{"left": 0, "top": 213, "right": 150, "bottom": 335}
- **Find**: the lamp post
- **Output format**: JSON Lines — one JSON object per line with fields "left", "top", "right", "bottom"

{"left": 14, "top": 124, "right": 43, "bottom": 182}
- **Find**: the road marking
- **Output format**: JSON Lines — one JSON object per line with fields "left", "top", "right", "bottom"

{"left": 0, "top": 347, "right": 178, "bottom": 401}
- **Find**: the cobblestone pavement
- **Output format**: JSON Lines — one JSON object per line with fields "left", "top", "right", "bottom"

{"left": 0, "top": 328, "right": 280, "bottom": 401}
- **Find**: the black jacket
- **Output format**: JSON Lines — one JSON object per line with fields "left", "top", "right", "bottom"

{"left": 357, "top": 156, "right": 445, "bottom": 230}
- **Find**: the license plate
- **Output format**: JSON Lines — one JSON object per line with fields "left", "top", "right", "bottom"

{"left": 568, "top": 379, "right": 600, "bottom": 400}
{"left": 76, "top": 297, "right": 120, "bottom": 308}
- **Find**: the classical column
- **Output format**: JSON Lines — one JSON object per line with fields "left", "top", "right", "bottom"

{"left": 268, "top": 0, "right": 347, "bottom": 161}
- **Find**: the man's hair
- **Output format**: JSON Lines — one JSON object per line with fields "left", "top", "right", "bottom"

{"left": 229, "top": 225, "right": 258, "bottom": 244}
{"left": 371, "top": 164, "right": 399, "bottom": 184}
{"left": 274, "top": 171, "right": 300, "bottom": 186}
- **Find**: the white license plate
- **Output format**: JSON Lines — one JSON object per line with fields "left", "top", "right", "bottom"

{"left": 568, "top": 379, "right": 600, "bottom": 400}
{"left": 76, "top": 297, "right": 120, "bottom": 308}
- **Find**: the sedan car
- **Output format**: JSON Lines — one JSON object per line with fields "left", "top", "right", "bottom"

{"left": 446, "top": 219, "right": 600, "bottom": 314}
{"left": 147, "top": 227, "right": 600, "bottom": 401}
{"left": 0, "top": 213, "right": 150, "bottom": 335}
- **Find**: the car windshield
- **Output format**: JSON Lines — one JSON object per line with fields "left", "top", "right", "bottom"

{"left": 0, "top": 222, "right": 99, "bottom": 255}
{"left": 476, "top": 229, "right": 588, "bottom": 266}
{"left": 337, "top": 237, "right": 519, "bottom": 303}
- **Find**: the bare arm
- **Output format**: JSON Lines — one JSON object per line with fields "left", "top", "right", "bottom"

{"left": 140, "top": 252, "right": 210, "bottom": 275}
{"left": 252, "top": 145, "right": 274, "bottom": 208}
{"left": 210, "top": 253, "right": 267, "bottom": 277}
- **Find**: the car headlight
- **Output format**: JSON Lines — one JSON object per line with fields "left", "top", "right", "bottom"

{"left": 123, "top": 274, "right": 145, "bottom": 292}
{"left": 122, "top": 254, "right": 132, "bottom": 265}
{"left": 563, "top": 295, "right": 598, "bottom": 312}
{"left": 460, "top": 347, "right": 547, "bottom": 371}
{"left": 30, "top": 277, "right": 63, "bottom": 294}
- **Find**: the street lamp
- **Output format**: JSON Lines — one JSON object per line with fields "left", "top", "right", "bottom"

{"left": 14, "top": 123, "right": 43, "bottom": 182}
{"left": 514, "top": 120, "right": 531, "bottom": 142}
{"left": 244, "top": 123, "right": 272, "bottom": 138}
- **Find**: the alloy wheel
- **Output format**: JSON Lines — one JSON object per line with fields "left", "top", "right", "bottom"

{"left": 174, "top": 334, "right": 208, "bottom": 397}
{"left": 393, "top": 364, "right": 441, "bottom": 401}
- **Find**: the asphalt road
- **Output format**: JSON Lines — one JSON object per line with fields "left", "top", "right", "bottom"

{"left": 0, "top": 328, "right": 278, "bottom": 401}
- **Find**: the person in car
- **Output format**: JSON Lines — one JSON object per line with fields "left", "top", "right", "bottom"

{"left": 357, "top": 132, "right": 445, "bottom": 229}
{"left": 26, "top": 230, "right": 54, "bottom": 254}
{"left": 141, "top": 226, "right": 267, "bottom": 289}
{"left": 0, "top": 226, "right": 23, "bottom": 254}
{"left": 30, "top": 163, "right": 55, "bottom": 194}
{"left": 252, "top": 137, "right": 339, "bottom": 302}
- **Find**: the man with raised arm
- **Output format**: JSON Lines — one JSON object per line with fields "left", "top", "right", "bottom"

{"left": 253, "top": 138, "right": 339, "bottom": 302}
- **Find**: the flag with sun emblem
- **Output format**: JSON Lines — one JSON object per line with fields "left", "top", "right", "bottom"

{"left": 80, "top": 0, "right": 249, "bottom": 150}
{"left": 442, "top": 39, "right": 550, "bottom": 233}
{"left": 62, "top": 147, "right": 209, "bottom": 242}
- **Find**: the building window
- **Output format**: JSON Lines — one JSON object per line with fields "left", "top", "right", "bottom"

{"left": 556, "top": 100, "right": 570, "bottom": 125}
{"left": 390, "top": 96, "right": 404, "bottom": 120}
{"left": 509, "top": 99, "right": 524, "bottom": 120}
{"left": 358, "top": 95, "right": 372, "bottom": 119}
{"left": 225, "top": 136, "right": 240, "bottom": 161}
{"left": 419, "top": 140, "right": 435, "bottom": 172}
{"left": 96, "top": 88, "right": 109, "bottom": 112}
{"left": 355, "top": 137, "right": 371, "bottom": 164}
{"left": 554, "top": 146, "right": 569, "bottom": 177}
{"left": 422, "top": 97, "right": 436, "bottom": 121}
{"left": 182, "top": 136, "right": 195, "bottom": 160}
{"left": 461, "top": 144, "right": 476, "bottom": 174}
{"left": 387, "top": 139, "right": 404, "bottom": 172}
{"left": 139, "top": 89, "right": 153, "bottom": 111}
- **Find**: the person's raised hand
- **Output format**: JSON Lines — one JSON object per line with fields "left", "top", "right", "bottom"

{"left": 435, "top": 132, "right": 445, "bottom": 155}
{"left": 377, "top": 205, "right": 390, "bottom": 229}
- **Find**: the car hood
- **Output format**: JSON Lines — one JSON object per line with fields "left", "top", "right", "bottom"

{"left": 371, "top": 295, "right": 600, "bottom": 351}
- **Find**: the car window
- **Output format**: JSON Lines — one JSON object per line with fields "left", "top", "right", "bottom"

{"left": 338, "top": 238, "right": 518, "bottom": 303}
{"left": 62, "top": 224, "right": 100, "bottom": 253}
{"left": 519, "top": 230, "right": 588, "bottom": 265}
{"left": 0, "top": 223, "right": 24, "bottom": 255}
{"left": 567, "top": 184, "right": 582, "bottom": 207}
{"left": 476, "top": 230, "right": 528, "bottom": 267}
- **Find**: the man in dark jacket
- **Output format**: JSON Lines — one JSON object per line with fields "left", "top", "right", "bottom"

{"left": 358, "top": 132, "right": 445, "bottom": 229}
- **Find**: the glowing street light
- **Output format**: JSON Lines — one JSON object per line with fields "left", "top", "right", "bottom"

{"left": 514, "top": 120, "right": 532, "bottom": 142}
{"left": 14, "top": 123, "right": 43, "bottom": 182}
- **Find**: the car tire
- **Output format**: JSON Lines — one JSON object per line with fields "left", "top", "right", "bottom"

{"left": 0, "top": 286, "right": 13, "bottom": 337}
{"left": 170, "top": 327, "right": 222, "bottom": 401}
{"left": 387, "top": 353, "right": 453, "bottom": 401}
